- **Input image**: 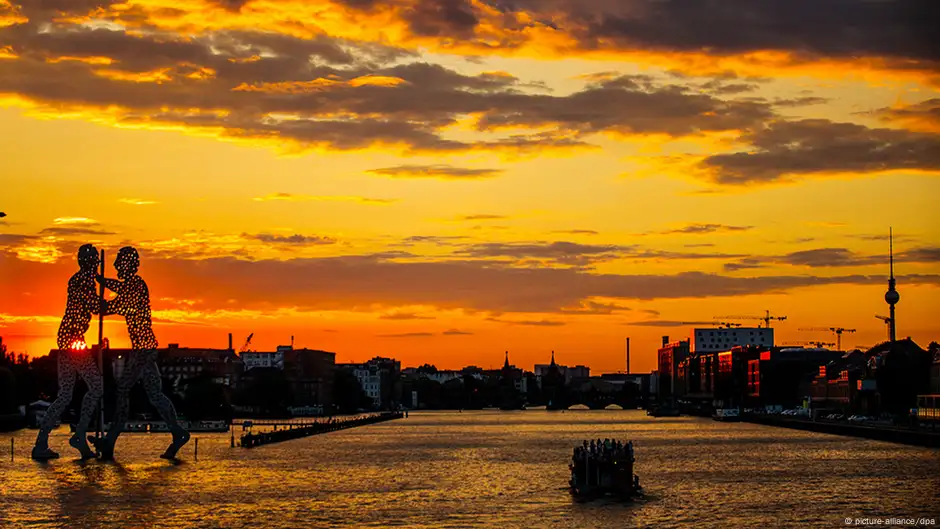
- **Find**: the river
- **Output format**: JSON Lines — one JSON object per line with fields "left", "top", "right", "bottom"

{"left": 1, "top": 410, "right": 937, "bottom": 528}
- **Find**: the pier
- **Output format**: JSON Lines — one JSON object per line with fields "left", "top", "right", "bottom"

{"left": 240, "top": 412, "right": 404, "bottom": 448}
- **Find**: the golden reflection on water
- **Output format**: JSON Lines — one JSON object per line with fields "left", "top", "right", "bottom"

{"left": 1, "top": 411, "right": 938, "bottom": 529}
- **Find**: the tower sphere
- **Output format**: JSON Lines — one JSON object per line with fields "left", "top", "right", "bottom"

{"left": 885, "top": 290, "right": 899, "bottom": 305}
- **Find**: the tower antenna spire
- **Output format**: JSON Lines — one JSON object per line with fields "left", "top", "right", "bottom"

{"left": 889, "top": 227, "right": 894, "bottom": 279}
{"left": 884, "top": 226, "right": 899, "bottom": 343}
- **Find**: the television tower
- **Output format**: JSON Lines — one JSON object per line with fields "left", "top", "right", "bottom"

{"left": 884, "top": 227, "right": 899, "bottom": 343}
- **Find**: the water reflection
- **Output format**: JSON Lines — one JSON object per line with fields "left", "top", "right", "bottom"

{"left": 1, "top": 411, "right": 938, "bottom": 528}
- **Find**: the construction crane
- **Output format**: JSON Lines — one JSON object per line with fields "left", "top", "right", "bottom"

{"left": 714, "top": 321, "right": 743, "bottom": 328}
{"left": 798, "top": 327, "right": 856, "bottom": 351}
{"left": 713, "top": 309, "right": 787, "bottom": 328}
{"left": 784, "top": 340, "right": 835, "bottom": 348}
{"left": 875, "top": 315, "right": 892, "bottom": 340}
{"left": 239, "top": 333, "right": 254, "bottom": 354}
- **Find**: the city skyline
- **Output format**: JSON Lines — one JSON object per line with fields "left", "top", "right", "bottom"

{"left": 1, "top": 1, "right": 939, "bottom": 373}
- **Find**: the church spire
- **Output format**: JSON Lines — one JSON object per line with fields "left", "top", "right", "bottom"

{"left": 550, "top": 350, "right": 556, "bottom": 367}
{"left": 503, "top": 351, "right": 510, "bottom": 369}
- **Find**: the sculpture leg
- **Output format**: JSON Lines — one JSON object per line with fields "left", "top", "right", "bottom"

{"left": 33, "top": 353, "right": 76, "bottom": 460}
{"left": 140, "top": 357, "right": 189, "bottom": 459}
{"left": 69, "top": 351, "right": 102, "bottom": 460}
{"left": 94, "top": 351, "right": 144, "bottom": 460}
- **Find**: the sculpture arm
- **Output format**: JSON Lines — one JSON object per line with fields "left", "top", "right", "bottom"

{"left": 99, "top": 276, "right": 123, "bottom": 293}
{"left": 78, "top": 276, "right": 104, "bottom": 315}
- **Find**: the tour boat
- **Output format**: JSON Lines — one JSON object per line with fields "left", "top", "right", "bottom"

{"left": 569, "top": 440, "right": 642, "bottom": 501}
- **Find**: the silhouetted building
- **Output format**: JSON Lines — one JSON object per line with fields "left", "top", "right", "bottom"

{"left": 657, "top": 337, "right": 690, "bottom": 400}
{"left": 535, "top": 352, "right": 590, "bottom": 385}
{"left": 282, "top": 347, "right": 335, "bottom": 410}
{"left": 809, "top": 350, "right": 866, "bottom": 411}
{"left": 339, "top": 356, "right": 401, "bottom": 409}
{"left": 241, "top": 348, "right": 286, "bottom": 371}
{"left": 746, "top": 347, "right": 842, "bottom": 409}
{"left": 862, "top": 338, "right": 931, "bottom": 415}
{"left": 154, "top": 344, "right": 242, "bottom": 388}
{"left": 930, "top": 343, "right": 940, "bottom": 394}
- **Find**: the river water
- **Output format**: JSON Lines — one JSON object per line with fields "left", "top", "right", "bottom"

{"left": 1, "top": 410, "right": 937, "bottom": 528}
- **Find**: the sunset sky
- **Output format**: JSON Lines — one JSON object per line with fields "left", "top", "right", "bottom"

{"left": 1, "top": 0, "right": 938, "bottom": 373}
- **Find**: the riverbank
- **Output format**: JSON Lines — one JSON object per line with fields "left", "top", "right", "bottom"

{"left": 743, "top": 415, "right": 940, "bottom": 448}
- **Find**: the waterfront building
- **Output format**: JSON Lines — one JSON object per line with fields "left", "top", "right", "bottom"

{"left": 339, "top": 356, "right": 401, "bottom": 409}
{"left": 746, "top": 347, "right": 842, "bottom": 409}
{"left": 930, "top": 343, "right": 940, "bottom": 394}
{"left": 862, "top": 338, "right": 932, "bottom": 415}
{"left": 657, "top": 337, "right": 690, "bottom": 401}
{"left": 534, "top": 352, "right": 590, "bottom": 385}
{"left": 155, "top": 344, "right": 242, "bottom": 388}
{"left": 241, "top": 349, "right": 286, "bottom": 371}
{"left": 691, "top": 326, "right": 773, "bottom": 353}
{"left": 282, "top": 347, "right": 336, "bottom": 410}
{"left": 809, "top": 350, "right": 866, "bottom": 412}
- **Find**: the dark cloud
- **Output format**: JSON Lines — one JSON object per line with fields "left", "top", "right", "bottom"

{"left": 245, "top": 233, "right": 338, "bottom": 245}
{"left": 367, "top": 165, "right": 503, "bottom": 179}
{"left": 0, "top": 234, "right": 37, "bottom": 247}
{"left": 783, "top": 248, "right": 879, "bottom": 268}
{"left": 403, "top": 0, "right": 480, "bottom": 38}
{"left": 454, "top": 240, "right": 749, "bottom": 268}
{"left": 851, "top": 233, "right": 912, "bottom": 242}
{"left": 0, "top": 17, "right": 782, "bottom": 154}
{"left": 701, "top": 119, "right": 940, "bottom": 184}
{"left": 378, "top": 312, "right": 436, "bottom": 320}
{"left": 626, "top": 319, "right": 717, "bottom": 327}
{"left": 210, "top": 0, "right": 252, "bottom": 11}
{"left": 474, "top": 74, "right": 774, "bottom": 136}
{"left": 377, "top": 332, "right": 435, "bottom": 338}
{"left": 771, "top": 96, "right": 830, "bottom": 108}
{"left": 443, "top": 329, "right": 473, "bottom": 335}
{"left": 3, "top": 251, "right": 940, "bottom": 317}
{"left": 398, "top": 235, "right": 470, "bottom": 246}
{"left": 723, "top": 259, "right": 765, "bottom": 272}
{"left": 457, "top": 214, "right": 507, "bottom": 221}
{"left": 899, "top": 247, "right": 940, "bottom": 263}
{"left": 552, "top": 229, "right": 599, "bottom": 236}
{"left": 871, "top": 98, "right": 940, "bottom": 129}
{"left": 39, "top": 226, "right": 116, "bottom": 236}
{"left": 723, "top": 246, "right": 940, "bottom": 269}
{"left": 559, "top": 300, "right": 630, "bottom": 315}
{"left": 658, "top": 223, "right": 753, "bottom": 235}
{"left": 503, "top": 0, "right": 939, "bottom": 63}
{"left": 457, "top": 241, "right": 627, "bottom": 267}
{"left": 486, "top": 317, "right": 566, "bottom": 327}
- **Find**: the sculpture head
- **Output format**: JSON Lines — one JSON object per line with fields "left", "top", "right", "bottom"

{"left": 114, "top": 246, "right": 140, "bottom": 279}
{"left": 77, "top": 244, "right": 99, "bottom": 272}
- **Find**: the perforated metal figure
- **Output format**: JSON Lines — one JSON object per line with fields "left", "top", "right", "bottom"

{"left": 32, "top": 244, "right": 104, "bottom": 461}
{"left": 90, "top": 247, "right": 190, "bottom": 460}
